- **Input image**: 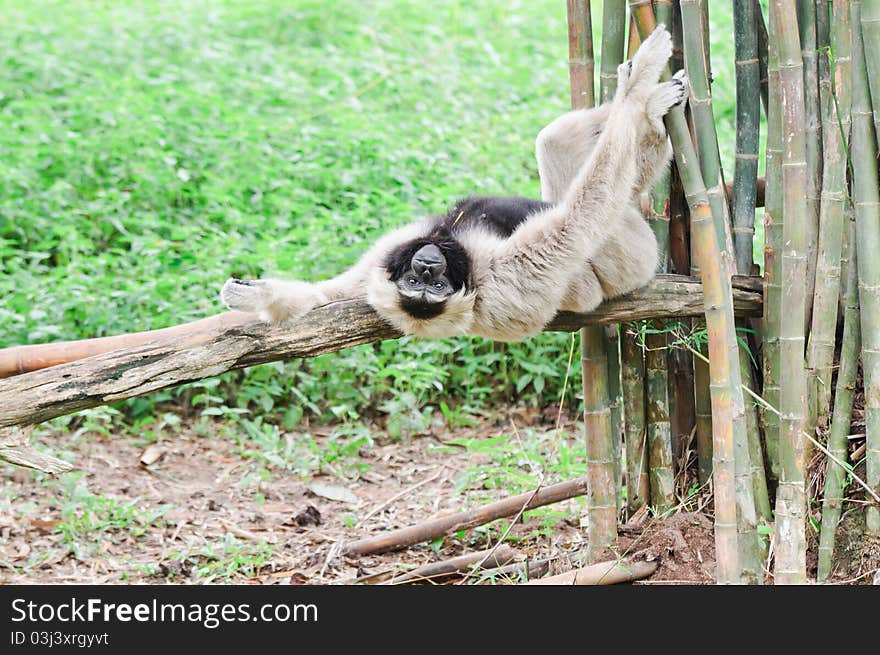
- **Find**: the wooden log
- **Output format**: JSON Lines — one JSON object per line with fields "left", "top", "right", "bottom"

{"left": 343, "top": 478, "right": 589, "bottom": 556}
{"left": 525, "top": 558, "right": 658, "bottom": 585}
{"left": 0, "top": 275, "right": 763, "bottom": 430}
{"left": 386, "top": 545, "right": 518, "bottom": 584}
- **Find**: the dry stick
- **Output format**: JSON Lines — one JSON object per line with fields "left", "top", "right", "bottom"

{"left": 342, "top": 477, "right": 588, "bottom": 556}
{"left": 852, "top": 0, "right": 880, "bottom": 534}
{"left": 386, "top": 545, "right": 518, "bottom": 585}
{"left": 808, "top": 0, "right": 852, "bottom": 431}
{"left": 568, "top": 0, "right": 618, "bottom": 562}
{"left": 629, "top": 1, "right": 748, "bottom": 585}
{"left": 525, "top": 558, "right": 658, "bottom": 585}
{"left": 817, "top": 221, "right": 860, "bottom": 582}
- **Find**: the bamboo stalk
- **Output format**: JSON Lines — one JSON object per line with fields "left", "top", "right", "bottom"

{"left": 732, "top": 0, "right": 761, "bottom": 275}
{"left": 629, "top": 2, "right": 747, "bottom": 585}
{"left": 582, "top": 328, "right": 618, "bottom": 560}
{"left": 680, "top": 0, "right": 735, "bottom": 259}
{"left": 797, "top": 0, "right": 823, "bottom": 333}
{"left": 861, "top": 0, "right": 880, "bottom": 144}
{"left": 808, "top": 0, "right": 852, "bottom": 430}
{"left": 742, "top": 347, "right": 772, "bottom": 523}
{"left": 771, "top": 0, "right": 810, "bottom": 585}
{"left": 568, "top": 0, "right": 596, "bottom": 109}
{"left": 600, "top": 0, "right": 628, "bottom": 102}
{"left": 621, "top": 328, "right": 649, "bottom": 514}
{"left": 852, "top": 0, "right": 880, "bottom": 534}
{"left": 762, "top": 2, "right": 784, "bottom": 485}
{"left": 646, "top": 327, "right": 675, "bottom": 511}
{"left": 756, "top": 0, "right": 771, "bottom": 113}
{"left": 817, "top": 222, "right": 860, "bottom": 582}
{"left": 569, "top": 0, "right": 618, "bottom": 558}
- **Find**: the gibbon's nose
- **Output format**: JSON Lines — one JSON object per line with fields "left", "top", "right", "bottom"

{"left": 411, "top": 244, "right": 447, "bottom": 282}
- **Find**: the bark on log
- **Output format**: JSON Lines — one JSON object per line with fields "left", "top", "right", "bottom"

{"left": 524, "top": 558, "right": 658, "bottom": 585}
{"left": 343, "top": 478, "right": 590, "bottom": 556}
{"left": 0, "top": 274, "right": 762, "bottom": 430}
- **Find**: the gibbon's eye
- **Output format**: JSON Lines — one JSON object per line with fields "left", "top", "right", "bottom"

{"left": 432, "top": 281, "right": 446, "bottom": 290}
{"left": 407, "top": 277, "right": 419, "bottom": 285}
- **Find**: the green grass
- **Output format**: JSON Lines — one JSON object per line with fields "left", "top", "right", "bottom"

{"left": 1, "top": 0, "right": 742, "bottom": 430}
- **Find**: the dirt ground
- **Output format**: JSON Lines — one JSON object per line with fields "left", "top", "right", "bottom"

{"left": 0, "top": 411, "right": 875, "bottom": 585}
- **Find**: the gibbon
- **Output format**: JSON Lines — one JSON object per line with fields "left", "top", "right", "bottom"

{"left": 221, "top": 25, "right": 687, "bottom": 342}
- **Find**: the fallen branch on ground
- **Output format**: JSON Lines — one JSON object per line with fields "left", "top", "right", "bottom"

{"left": 343, "top": 477, "right": 589, "bottom": 556}
{"left": 525, "top": 558, "right": 658, "bottom": 585}
{"left": 386, "top": 545, "right": 518, "bottom": 584}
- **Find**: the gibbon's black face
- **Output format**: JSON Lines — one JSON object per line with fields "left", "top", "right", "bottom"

{"left": 384, "top": 236, "right": 470, "bottom": 320}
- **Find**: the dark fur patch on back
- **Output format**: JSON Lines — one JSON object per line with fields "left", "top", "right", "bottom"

{"left": 440, "top": 196, "right": 553, "bottom": 238}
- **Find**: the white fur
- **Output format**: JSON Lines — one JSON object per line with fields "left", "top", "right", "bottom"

{"left": 220, "top": 26, "right": 685, "bottom": 342}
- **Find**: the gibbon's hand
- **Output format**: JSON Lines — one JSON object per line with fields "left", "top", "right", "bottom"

{"left": 220, "top": 277, "right": 322, "bottom": 323}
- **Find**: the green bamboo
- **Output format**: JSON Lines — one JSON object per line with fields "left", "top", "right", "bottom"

{"left": 797, "top": 0, "right": 823, "bottom": 330}
{"left": 808, "top": 0, "right": 852, "bottom": 430}
{"left": 622, "top": 328, "right": 649, "bottom": 514}
{"left": 861, "top": 0, "right": 880, "bottom": 143}
{"left": 732, "top": 0, "right": 762, "bottom": 275}
{"left": 742, "top": 347, "right": 773, "bottom": 523}
{"left": 817, "top": 222, "right": 860, "bottom": 582}
{"left": 600, "top": 1, "right": 629, "bottom": 103}
{"left": 568, "top": 0, "right": 618, "bottom": 558}
{"left": 762, "top": 3, "right": 784, "bottom": 485}
{"left": 582, "top": 328, "right": 618, "bottom": 561}
{"left": 598, "top": 2, "right": 628, "bottom": 510}
{"left": 756, "top": 0, "right": 771, "bottom": 113}
{"left": 853, "top": 0, "right": 880, "bottom": 534}
{"left": 680, "top": 0, "right": 735, "bottom": 259}
{"left": 630, "top": 2, "right": 747, "bottom": 585}
{"left": 771, "top": 0, "right": 809, "bottom": 585}
{"left": 646, "top": 328, "right": 675, "bottom": 511}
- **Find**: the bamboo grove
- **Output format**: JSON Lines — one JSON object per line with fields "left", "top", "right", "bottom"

{"left": 567, "top": 0, "right": 879, "bottom": 583}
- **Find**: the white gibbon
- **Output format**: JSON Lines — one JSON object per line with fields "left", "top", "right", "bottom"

{"left": 221, "top": 25, "right": 686, "bottom": 342}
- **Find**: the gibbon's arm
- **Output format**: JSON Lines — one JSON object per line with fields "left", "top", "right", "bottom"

{"left": 484, "top": 26, "right": 679, "bottom": 287}
{"left": 221, "top": 220, "right": 430, "bottom": 323}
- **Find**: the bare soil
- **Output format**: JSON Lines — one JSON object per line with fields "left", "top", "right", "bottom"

{"left": 0, "top": 410, "right": 874, "bottom": 585}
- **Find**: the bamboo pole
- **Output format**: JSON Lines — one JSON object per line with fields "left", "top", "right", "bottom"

{"left": 600, "top": 0, "right": 628, "bottom": 103}
{"left": 817, "top": 223, "right": 860, "bottom": 582}
{"left": 568, "top": 0, "right": 618, "bottom": 559}
{"left": 762, "top": 1, "right": 784, "bottom": 485}
{"left": 629, "top": 1, "right": 747, "bottom": 585}
{"left": 582, "top": 328, "right": 618, "bottom": 560}
{"left": 797, "top": 0, "right": 823, "bottom": 332}
{"left": 733, "top": 0, "right": 761, "bottom": 275}
{"left": 680, "top": 0, "right": 734, "bottom": 258}
{"left": 622, "top": 327, "right": 649, "bottom": 514}
{"left": 568, "top": 0, "right": 596, "bottom": 108}
{"left": 852, "top": 0, "right": 880, "bottom": 534}
{"left": 756, "top": 0, "right": 771, "bottom": 113}
{"left": 808, "top": 0, "right": 852, "bottom": 430}
{"left": 646, "top": 326, "right": 675, "bottom": 511}
{"left": 861, "top": 0, "right": 880, "bottom": 143}
{"left": 771, "top": 0, "right": 809, "bottom": 585}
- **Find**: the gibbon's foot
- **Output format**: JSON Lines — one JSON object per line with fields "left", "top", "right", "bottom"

{"left": 647, "top": 70, "right": 689, "bottom": 122}
{"left": 619, "top": 25, "right": 673, "bottom": 97}
{"left": 220, "top": 278, "right": 273, "bottom": 313}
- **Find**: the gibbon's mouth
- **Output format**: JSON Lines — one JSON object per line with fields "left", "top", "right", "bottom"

{"left": 398, "top": 293, "right": 447, "bottom": 320}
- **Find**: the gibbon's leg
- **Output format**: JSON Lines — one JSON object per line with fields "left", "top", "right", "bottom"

{"left": 477, "top": 26, "right": 684, "bottom": 333}
{"left": 221, "top": 220, "right": 430, "bottom": 323}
